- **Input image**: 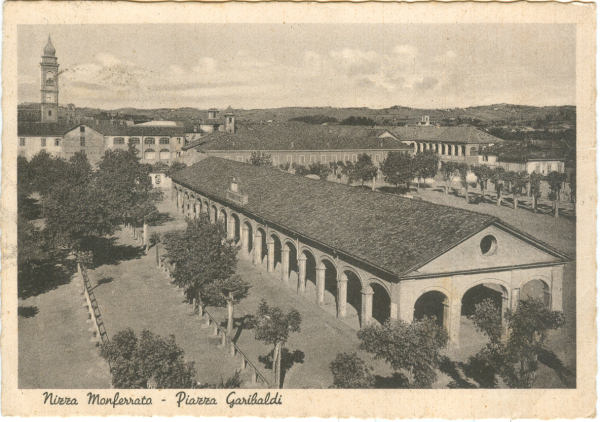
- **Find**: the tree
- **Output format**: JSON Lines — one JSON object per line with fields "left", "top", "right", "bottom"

{"left": 278, "top": 162, "right": 291, "bottom": 172}
{"left": 249, "top": 151, "right": 273, "bottom": 167}
{"left": 307, "top": 162, "right": 332, "bottom": 180}
{"left": 95, "top": 146, "right": 162, "bottom": 231}
{"left": 471, "top": 165, "right": 492, "bottom": 199}
{"left": 547, "top": 171, "right": 567, "bottom": 218}
{"left": 529, "top": 172, "right": 543, "bottom": 213}
{"left": 44, "top": 175, "right": 117, "bottom": 252}
{"left": 166, "top": 161, "right": 187, "bottom": 177}
{"left": 455, "top": 163, "right": 470, "bottom": 203}
{"left": 28, "top": 150, "right": 69, "bottom": 197}
{"left": 468, "top": 298, "right": 503, "bottom": 343}
{"left": 568, "top": 170, "right": 576, "bottom": 204}
{"left": 490, "top": 167, "right": 506, "bottom": 206}
{"left": 505, "top": 171, "right": 528, "bottom": 210}
{"left": 292, "top": 163, "right": 309, "bottom": 176}
{"left": 101, "top": 328, "right": 196, "bottom": 388}
{"left": 150, "top": 232, "right": 161, "bottom": 266}
{"left": 413, "top": 151, "right": 438, "bottom": 191}
{"left": 440, "top": 161, "right": 456, "bottom": 195}
{"left": 381, "top": 152, "right": 413, "bottom": 190}
{"left": 253, "top": 300, "right": 301, "bottom": 388}
{"left": 202, "top": 275, "right": 251, "bottom": 337}
{"left": 357, "top": 317, "right": 448, "bottom": 388}
{"left": 341, "top": 161, "right": 356, "bottom": 184}
{"left": 351, "top": 154, "right": 379, "bottom": 187}
{"left": 329, "top": 352, "right": 374, "bottom": 388}
{"left": 468, "top": 298, "right": 565, "bottom": 388}
{"left": 163, "top": 216, "right": 238, "bottom": 312}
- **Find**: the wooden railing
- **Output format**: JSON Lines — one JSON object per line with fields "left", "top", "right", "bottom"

{"left": 159, "top": 256, "right": 270, "bottom": 387}
{"left": 78, "top": 263, "right": 110, "bottom": 350}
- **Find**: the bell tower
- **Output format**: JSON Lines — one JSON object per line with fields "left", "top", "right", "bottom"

{"left": 40, "top": 35, "right": 59, "bottom": 123}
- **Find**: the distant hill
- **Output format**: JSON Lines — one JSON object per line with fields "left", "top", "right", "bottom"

{"left": 55, "top": 104, "right": 576, "bottom": 127}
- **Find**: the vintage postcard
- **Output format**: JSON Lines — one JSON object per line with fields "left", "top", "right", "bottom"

{"left": 1, "top": 1, "right": 596, "bottom": 418}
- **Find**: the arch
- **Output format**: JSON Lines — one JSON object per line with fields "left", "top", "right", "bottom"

{"left": 414, "top": 290, "right": 449, "bottom": 332}
{"left": 210, "top": 204, "right": 218, "bottom": 223}
{"left": 460, "top": 280, "right": 509, "bottom": 349}
{"left": 256, "top": 227, "right": 268, "bottom": 266}
{"left": 231, "top": 213, "right": 241, "bottom": 243}
{"left": 521, "top": 278, "right": 551, "bottom": 308}
{"left": 144, "top": 149, "right": 155, "bottom": 160}
{"left": 343, "top": 269, "right": 363, "bottom": 328}
{"left": 301, "top": 249, "right": 317, "bottom": 294}
{"left": 320, "top": 258, "right": 338, "bottom": 307}
{"left": 204, "top": 200, "right": 210, "bottom": 215}
{"left": 243, "top": 220, "right": 254, "bottom": 255}
{"left": 219, "top": 208, "right": 228, "bottom": 232}
{"left": 159, "top": 149, "right": 170, "bottom": 160}
{"left": 284, "top": 240, "right": 298, "bottom": 284}
{"left": 370, "top": 282, "right": 391, "bottom": 325}
{"left": 270, "top": 233, "right": 283, "bottom": 272}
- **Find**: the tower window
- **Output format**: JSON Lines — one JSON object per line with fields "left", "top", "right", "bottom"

{"left": 19, "top": 138, "right": 25, "bottom": 146}
{"left": 80, "top": 136, "right": 86, "bottom": 146}
{"left": 55, "top": 138, "right": 60, "bottom": 146}
{"left": 41, "top": 138, "right": 46, "bottom": 147}
{"left": 80, "top": 126, "right": 85, "bottom": 133}
{"left": 48, "top": 110, "right": 52, "bottom": 117}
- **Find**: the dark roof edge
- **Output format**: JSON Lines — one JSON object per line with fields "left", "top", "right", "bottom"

{"left": 171, "top": 174, "right": 399, "bottom": 280}
{"left": 400, "top": 260, "right": 568, "bottom": 280}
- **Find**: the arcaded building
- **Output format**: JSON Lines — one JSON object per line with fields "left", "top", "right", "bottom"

{"left": 171, "top": 157, "right": 569, "bottom": 346}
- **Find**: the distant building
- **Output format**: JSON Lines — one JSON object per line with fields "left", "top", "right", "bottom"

{"left": 184, "top": 106, "right": 237, "bottom": 139}
{"left": 18, "top": 121, "right": 185, "bottom": 165}
{"left": 388, "top": 126, "right": 504, "bottom": 165}
{"left": 180, "top": 122, "right": 413, "bottom": 167}
{"left": 480, "top": 153, "right": 566, "bottom": 175}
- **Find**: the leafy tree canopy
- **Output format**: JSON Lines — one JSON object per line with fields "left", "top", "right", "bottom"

{"left": 330, "top": 352, "right": 374, "bottom": 388}
{"left": 357, "top": 317, "right": 448, "bottom": 388}
{"left": 101, "top": 328, "right": 196, "bottom": 389}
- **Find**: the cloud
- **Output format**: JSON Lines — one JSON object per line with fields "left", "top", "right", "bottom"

{"left": 414, "top": 76, "right": 439, "bottom": 90}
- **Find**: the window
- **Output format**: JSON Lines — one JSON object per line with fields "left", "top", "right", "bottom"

{"left": 80, "top": 136, "right": 85, "bottom": 146}
{"left": 480, "top": 235, "right": 498, "bottom": 256}
{"left": 299, "top": 155, "right": 305, "bottom": 164}
{"left": 321, "top": 155, "right": 327, "bottom": 162}
{"left": 144, "top": 137, "right": 155, "bottom": 145}
{"left": 343, "top": 153, "right": 349, "bottom": 161}
{"left": 159, "top": 137, "right": 170, "bottom": 145}
{"left": 352, "top": 154, "right": 357, "bottom": 162}
{"left": 55, "top": 138, "right": 60, "bottom": 146}
{"left": 48, "top": 110, "right": 52, "bottom": 117}
{"left": 129, "top": 137, "right": 140, "bottom": 145}
{"left": 19, "top": 138, "right": 25, "bottom": 146}
{"left": 236, "top": 156, "right": 243, "bottom": 162}
{"left": 287, "top": 155, "right": 292, "bottom": 163}
{"left": 114, "top": 137, "right": 125, "bottom": 145}
{"left": 375, "top": 154, "right": 381, "bottom": 162}
{"left": 80, "top": 126, "right": 85, "bottom": 132}
{"left": 310, "top": 155, "right": 316, "bottom": 163}
{"left": 159, "top": 149, "right": 170, "bottom": 160}
{"left": 41, "top": 138, "right": 46, "bottom": 147}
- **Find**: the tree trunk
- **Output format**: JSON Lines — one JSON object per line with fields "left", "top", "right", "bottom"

{"left": 226, "top": 294, "right": 234, "bottom": 337}
{"left": 416, "top": 178, "right": 420, "bottom": 191}
{"left": 513, "top": 194, "right": 518, "bottom": 210}
{"left": 274, "top": 342, "right": 282, "bottom": 388}
{"left": 464, "top": 184, "right": 469, "bottom": 203}
{"left": 155, "top": 243, "right": 160, "bottom": 266}
{"left": 554, "top": 199, "right": 560, "bottom": 218}
{"left": 371, "top": 176, "right": 376, "bottom": 192}
{"left": 197, "top": 293, "right": 204, "bottom": 317}
{"left": 532, "top": 196, "right": 537, "bottom": 213}
{"left": 496, "top": 191, "right": 502, "bottom": 207}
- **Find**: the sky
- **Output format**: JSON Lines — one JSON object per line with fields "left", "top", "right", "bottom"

{"left": 18, "top": 24, "right": 575, "bottom": 110}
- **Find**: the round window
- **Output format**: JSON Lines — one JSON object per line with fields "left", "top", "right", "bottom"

{"left": 480, "top": 235, "right": 497, "bottom": 256}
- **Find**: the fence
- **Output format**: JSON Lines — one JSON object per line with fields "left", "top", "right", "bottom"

{"left": 158, "top": 256, "right": 271, "bottom": 388}
{"left": 78, "top": 263, "right": 110, "bottom": 350}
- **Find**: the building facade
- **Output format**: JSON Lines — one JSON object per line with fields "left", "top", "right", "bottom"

{"left": 171, "top": 157, "right": 569, "bottom": 346}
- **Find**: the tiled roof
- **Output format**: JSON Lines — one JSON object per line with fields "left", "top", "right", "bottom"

{"left": 18, "top": 121, "right": 185, "bottom": 137}
{"left": 172, "top": 157, "right": 499, "bottom": 277}
{"left": 387, "top": 126, "right": 504, "bottom": 144}
{"left": 195, "top": 122, "right": 413, "bottom": 151}
{"left": 18, "top": 122, "right": 72, "bottom": 136}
